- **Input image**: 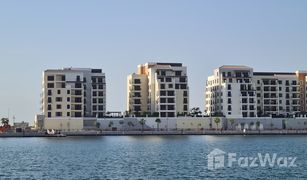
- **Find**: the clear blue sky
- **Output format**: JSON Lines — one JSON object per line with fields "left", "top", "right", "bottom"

{"left": 1, "top": 0, "right": 307, "bottom": 124}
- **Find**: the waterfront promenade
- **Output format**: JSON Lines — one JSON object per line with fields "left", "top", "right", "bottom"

{"left": 2, "top": 130, "right": 307, "bottom": 137}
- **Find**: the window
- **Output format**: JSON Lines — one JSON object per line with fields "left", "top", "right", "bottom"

{"left": 98, "top": 91, "right": 104, "bottom": 96}
{"left": 161, "top": 84, "right": 165, "bottom": 89}
{"left": 74, "top": 97, "right": 82, "bottom": 103}
{"left": 98, "top": 98, "right": 104, "bottom": 103}
{"left": 166, "top": 78, "right": 172, "bottom": 82}
{"left": 160, "top": 98, "right": 166, "bottom": 103}
{"left": 184, "top": 91, "right": 188, "bottom": 97}
{"left": 74, "top": 112, "right": 82, "bottom": 117}
{"left": 181, "top": 84, "right": 187, "bottom": 89}
{"left": 67, "top": 97, "right": 70, "bottom": 102}
{"left": 134, "top": 79, "right": 141, "bottom": 84}
{"left": 98, "top": 77, "right": 103, "bottom": 83}
{"left": 48, "top": 105, "right": 52, "bottom": 110}
{"left": 168, "top": 91, "right": 174, "bottom": 96}
{"left": 134, "top": 86, "right": 141, "bottom": 91}
{"left": 48, "top": 112, "right": 51, "bottom": 117}
{"left": 48, "top": 97, "right": 52, "bottom": 103}
{"left": 48, "top": 90, "right": 52, "bottom": 96}
{"left": 134, "top": 99, "right": 141, "bottom": 104}
{"left": 47, "top": 76, "right": 54, "bottom": 81}
{"left": 67, "top": 105, "right": 70, "bottom": 109}
{"left": 168, "top": 105, "right": 175, "bottom": 110}
{"left": 98, "top": 85, "right": 104, "bottom": 89}
{"left": 75, "top": 83, "right": 82, "bottom": 88}
{"left": 56, "top": 104, "right": 61, "bottom": 109}
{"left": 168, "top": 84, "right": 173, "bottom": 88}
{"left": 75, "top": 105, "right": 82, "bottom": 110}
{"left": 56, "top": 112, "right": 62, "bottom": 117}
{"left": 56, "top": 97, "right": 62, "bottom": 102}
{"left": 67, "top": 112, "right": 70, "bottom": 117}
{"left": 67, "top": 90, "right": 70, "bottom": 94}
{"left": 180, "top": 78, "right": 186, "bottom": 83}
{"left": 93, "top": 98, "right": 97, "bottom": 103}
{"left": 75, "top": 90, "right": 82, "bottom": 95}
{"left": 160, "top": 91, "right": 166, "bottom": 96}
{"left": 93, "top": 91, "right": 97, "bottom": 96}
{"left": 57, "top": 90, "right": 61, "bottom": 95}
{"left": 175, "top": 71, "right": 182, "bottom": 76}
{"left": 98, "top": 105, "right": 104, "bottom": 111}
{"left": 168, "top": 98, "right": 175, "bottom": 103}
{"left": 47, "top": 83, "right": 54, "bottom": 88}
{"left": 183, "top": 98, "right": 188, "bottom": 104}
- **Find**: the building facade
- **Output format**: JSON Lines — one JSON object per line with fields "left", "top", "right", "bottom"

{"left": 127, "top": 62, "right": 189, "bottom": 117}
{"left": 40, "top": 68, "right": 106, "bottom": 130}
{"left": 205, "top": 66, "right": 307, "bottom": 118}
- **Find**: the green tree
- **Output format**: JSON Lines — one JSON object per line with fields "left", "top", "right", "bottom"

{"left": 139, "top": 119, "right": 146, "bottom": 132}
{"left": 155, "top": 118, "right": 161, "bottom": 131}
{"left": 1, "top": 118, "right": 9, "bottom": 127}
{"left": 190, "top": 107, "right": 202, "bottom": 117}
{"left": 214, "top": 117, "right": 221, "bottom": 130}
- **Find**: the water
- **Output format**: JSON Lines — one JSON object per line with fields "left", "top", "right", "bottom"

{"left": 0, "top": 135, "right": 306, "bottom": 179}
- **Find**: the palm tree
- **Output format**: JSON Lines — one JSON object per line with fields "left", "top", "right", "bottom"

{"left": 127, "top": 121, "right": 134, "bottom": 130}
{"left": 214, "top": 117, "right": 220, "bottom": 130}
{"left": 155, "top": 118, "right": 161, "bottom": 131}
{"left": 270, "top": 123, "right": 274, "bottom": 130}
{"left": 108, "top": 121, "right": 114, "bottom": 130}
{"left": 139, "top": 119, "right": 146, "bottom": 132}
{"left": 256, "top": 121, "right": 261, "bottom": 132}
{"left": 229, "top": 118, "right": 235, "bottom": 130}
{"left": 96, "top": 122, "right": 101, "bottom": 129}
{"left": 1, "top": 118, "right": 9, "bottom": 127}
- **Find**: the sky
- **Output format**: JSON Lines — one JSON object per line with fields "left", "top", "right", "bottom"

{"left": 0, "top": 0, "right": 307, "bottom": 124}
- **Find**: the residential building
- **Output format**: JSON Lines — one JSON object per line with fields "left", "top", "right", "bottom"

{"left": 40, "top": 68, "right": 106, "bottom": 130}
{"left": 127, "top": 62, "right": 189, "bottom": 117}
{"left": 205, "top": 65, "right": 307, "bottom": 118}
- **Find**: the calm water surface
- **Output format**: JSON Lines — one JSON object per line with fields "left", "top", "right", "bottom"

{"left": 0, "top": 135, "right": 307, "bottom": 179}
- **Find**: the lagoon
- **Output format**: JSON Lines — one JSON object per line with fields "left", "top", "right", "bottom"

{"left": 0, "top": 135, "right": 306, "bottom": 179}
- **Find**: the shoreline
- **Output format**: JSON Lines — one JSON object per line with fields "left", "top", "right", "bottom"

{"left": 2, "top": 130, "right": 307, "bottom": 137}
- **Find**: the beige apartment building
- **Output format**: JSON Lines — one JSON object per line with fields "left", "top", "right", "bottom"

{"left": 205, "top": 65, "right": 307, "bottom": 118}
{"left": 127, "top": 62, "right": 189, "bottom": 117}
{"left": 40, "top": 68, "right": 106, "bottom": 130}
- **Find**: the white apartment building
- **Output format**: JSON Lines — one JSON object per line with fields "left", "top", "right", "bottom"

{"left": 40, "top": 68, "right": 106, "bottom": 130}
{"left": 205, "top": 65, "right": 256, "bottom": 118}
{"left": 205, "top": 66, "right": 307, "bottom": 118}
{"left": 127, "top": 62, "right": 189, "bottom": 117}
